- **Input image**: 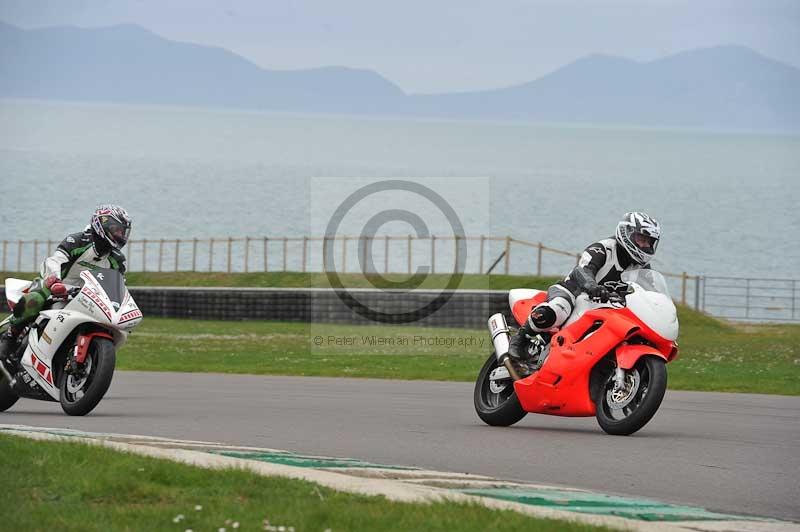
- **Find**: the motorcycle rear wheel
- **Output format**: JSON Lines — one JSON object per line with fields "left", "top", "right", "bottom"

{"left": 595, "top": 356, "right": 667, "bottom": 436}
{"left": 474, "top": 352, "right": 526, "bottom": 426}
{"left": 59, "top": 338, "right": 116, "bottom": 416}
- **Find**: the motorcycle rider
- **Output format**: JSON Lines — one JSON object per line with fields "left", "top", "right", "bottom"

{"left": 0, "top": 205, "right": 131, "bottom": 360}
{"left": 508, "top": 212, "right": 661, "bottom": 361}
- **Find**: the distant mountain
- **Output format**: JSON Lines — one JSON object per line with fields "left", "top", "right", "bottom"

{"left": 1, "top": 21, "right": 798, "bottom": 130}
{"left": 411, "top": 46, "right": 800, "bottom": 130}
{"left": 0, "top": 21, "right": 405, "bottom": 114}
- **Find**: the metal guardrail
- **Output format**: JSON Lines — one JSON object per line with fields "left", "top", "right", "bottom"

{"left": 699, "top": 276, "right": 799, "bottom": 323}
{"left": 3, "top": 236, "right": 796, "bottom": 322}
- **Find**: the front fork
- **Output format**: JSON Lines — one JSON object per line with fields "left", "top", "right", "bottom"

{"left": 612, "top": 367, "right": 627, "bottom": 393}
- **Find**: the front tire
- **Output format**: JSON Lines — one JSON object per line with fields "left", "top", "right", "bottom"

{"left": 474, "top": 352, "right": 527, "bottom": 426}
{"left": 595, "top": 356, "right": 667, "bottom": 436}
{"left": 0, "top": 373, "right": 20, "bottom": 412}
{"left": 59, "top": 338, "right": 116, "bottom": 416}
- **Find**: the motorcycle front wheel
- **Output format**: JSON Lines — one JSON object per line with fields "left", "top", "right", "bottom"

{"left": 595, "top": 356, "right": 667, "bottom": 436}
{"left": 59, "top": 337, "right": 116, "bottom": 416}
{"left": 474, "top": 352, "right": 526, "bottom": 426}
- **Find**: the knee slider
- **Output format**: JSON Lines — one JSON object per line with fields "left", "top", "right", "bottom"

{"left": 529, "top": 305, "right": 557, "bottom": 330}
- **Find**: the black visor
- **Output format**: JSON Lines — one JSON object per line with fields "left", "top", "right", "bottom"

{"left": 632, "top": 232, "right": 658, "bottom": 253}
{"left": 103, "top": 218, "right": 131, "bottom": 247}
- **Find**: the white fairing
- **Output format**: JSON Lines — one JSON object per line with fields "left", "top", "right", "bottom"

{"left": 508, "top": 288, "right": 545, "bottom": 310}
{"left": 17, "top": 270, "right": 142, "bottom": 400}
{"left": 509, "top": 270, "right": 678, "bottom": 341}
{"left": 625, "top": 289, "right": 679, "bottom": 341}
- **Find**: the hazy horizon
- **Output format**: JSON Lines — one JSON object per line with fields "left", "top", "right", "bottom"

{"left": 1, "top": 0, "right": 798, "bottom": 93}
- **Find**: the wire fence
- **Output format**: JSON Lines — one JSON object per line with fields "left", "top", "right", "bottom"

{"left": 2, "top": 236, "right": 796, "bottom": 322}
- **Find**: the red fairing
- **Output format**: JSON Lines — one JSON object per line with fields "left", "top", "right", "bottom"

{"left": 511, "top": 292, "right": 547, "bottom": 326}
{"left": 511, "top": 296, "right": 676, "bottom": 417}
{"left": 74, "top": 331, "right": 114, "bottom": 364}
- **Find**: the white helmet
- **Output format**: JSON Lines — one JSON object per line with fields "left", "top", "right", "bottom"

{"left": 615, "top": 212, "right": 661, "bottom": 265}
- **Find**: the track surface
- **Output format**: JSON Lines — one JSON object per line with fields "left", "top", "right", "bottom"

{"left": 4, "top": 372, "right": 799, "bottom": 520}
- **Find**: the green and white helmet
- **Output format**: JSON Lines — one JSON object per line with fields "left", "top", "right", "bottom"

{"left": 615, "top": 212, "right": 661, "bottom": 265}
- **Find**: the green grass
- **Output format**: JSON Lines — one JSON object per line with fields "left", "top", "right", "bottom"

{"left": 0, "top": 433, "right": 609, "bottom": 532}
{"left": 114, "top": 306, "right": 800, "bottom": 395}
{"left": 1, "top": 270, "right": 559, "bottom": 290}
{"left": 4, "top": 270, "right": 799, "bottom": 394}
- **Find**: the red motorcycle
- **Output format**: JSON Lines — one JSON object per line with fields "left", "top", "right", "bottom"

{"left": 475, "top": 270, "right": 679, "bottom": 435}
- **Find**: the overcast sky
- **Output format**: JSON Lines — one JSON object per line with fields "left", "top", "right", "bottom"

{"left": 2, "top": 0, "right": 799, "bottom": 93}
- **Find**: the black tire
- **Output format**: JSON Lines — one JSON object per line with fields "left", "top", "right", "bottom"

{"left": 474, "top": 352, "right": 527, "bottom": 427}
{"left": 59, "top": 338, "right": 116, "bottom": 416}
{"left": 595, "top": 356, "right": 667, "bottom": 436}
{"left": 0, "top": 373, "right": 20, "bottom": 412}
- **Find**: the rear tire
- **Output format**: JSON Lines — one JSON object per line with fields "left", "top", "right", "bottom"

{"left": 474, "top": 352, "right": 527, "bottom": 427}
{"left": 595, "top": 356, "right": 667, "bottom": 436}
{"left": 59, "top": 338, "right": 116, "bottom": 416}
{"left": 0, "top": 373, "right": 20, "bottom": 412}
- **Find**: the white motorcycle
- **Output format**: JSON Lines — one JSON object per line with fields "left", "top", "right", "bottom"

{"left": 0, "top": 268, "right": 142, "bottom": 416}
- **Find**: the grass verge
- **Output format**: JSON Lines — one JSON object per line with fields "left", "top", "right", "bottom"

{"left": 115, "top": 305, "right": 800, "bottom": 395}
{"left": 4, "top": 271, "right": 798, "bottom": 394}
{"left": 1, "top": 270, "right": 559, "bottom": 290}
{"left": 0, "top": 433, "right": 609, "bottom": 532}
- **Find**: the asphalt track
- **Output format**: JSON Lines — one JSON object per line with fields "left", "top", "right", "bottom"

{"left": 4, "top": 372, "right": 799, "bottom": 521}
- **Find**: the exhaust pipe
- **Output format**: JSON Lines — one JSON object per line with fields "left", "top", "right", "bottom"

{"left": 487, "top": 313, "right": 521, "bottom": 381}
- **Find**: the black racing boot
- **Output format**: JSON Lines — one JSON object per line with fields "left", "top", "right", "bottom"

{"left": 0, "top": 329, "right": 19, "bottom": 363}
{"left": 507, "top": 329, "right": 532, "bottom": 361}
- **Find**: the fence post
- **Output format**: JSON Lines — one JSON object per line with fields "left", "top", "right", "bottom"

{"left": 282, "top": 237, "right": 288, "bottom": 272}
{"left": 694, "top": 275, "right": 701, "bottom": 310}
{"left": 537, "top": 242, "right": 543, "bottom": 277}
{"left": 342, "top": 236, "right": 347, "bottom": 273}
{"left": 793, "top": 280, "right": 797, "bottom": 319}
{"left": 407, "top": 235, "right": 412, "bottom": 274}
{"left": 479, "top": 235, "right": 485, "bottom": 275}
{"left": 227, "top": 237, "right": 232, "bottom": 273}
{"left": 244, "top": 237, "right": 250, "bottom": 273}
{"left": 745, "top": 278, "right": 751, "bottom": 319}
{"left": 453, "top": 235, "right": 459, "bottom": 273}
{"left": 360, "top": 236, "right": 368, "bottom": 273}
{"left": 158, "top": 239, "right": 164, "bottom": 272}
{"left": 174, "top": 239, "right": 180, "bottom": 272}
{"left": 503, "top": 236, "right": 510, "bottom": 275}
{"left": 263, "top": 237, "right": 268, "bottom": 272}
{"left": 302, "top": 236, "right": 308, "bottom": 273}
{"left": 17, "top": 240, "right": 22, "bottom": 272}
{"left": 2, "top": 240, "right": 7, "bottom": 271}
{"left": 701, "top": 276, "right": 706, "bottom": 312}
{"left": 384, "top": 235, "right": 389, "bottom": 274}
{"left": 208, "top": 239, "right": 215, "bottom": 272}
{"left": 192, "top": 238, "right": 198, "bottom": 272}
{"left": 33, "top": 239, "right": 38, "bottom": 271}
{"left": 681, "top": 272, "right": 687, "bottom": 305}
{"left": 143, "top": 239, "right": 148, "bottom": 272}
{"left": 431, "top": 235, "right": 436, "bottom": 274}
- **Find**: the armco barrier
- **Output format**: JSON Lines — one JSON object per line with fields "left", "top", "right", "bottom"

{"left": 1, "top": 287, "right": 512, "bottom": 330}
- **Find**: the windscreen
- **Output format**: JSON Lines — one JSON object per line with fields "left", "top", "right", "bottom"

{"left": 621, "top": 269, "right": 671, "bottom": 297}
{"left": 87, "top": 268, "right": 126, "bottom": 306}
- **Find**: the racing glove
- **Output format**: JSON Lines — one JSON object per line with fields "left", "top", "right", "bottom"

{"left": 44, "top": 274, "right": 67, "bottom": 298}
{"left": 586, "top": 284, "right": 610, "bottom": 303}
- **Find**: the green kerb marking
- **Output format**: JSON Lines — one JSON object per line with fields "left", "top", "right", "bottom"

{"left": 212, "top": 450, "right": 417, "bottom": 470}
{"left": 460, "top": 488, "right": 764, "bottom": 523}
